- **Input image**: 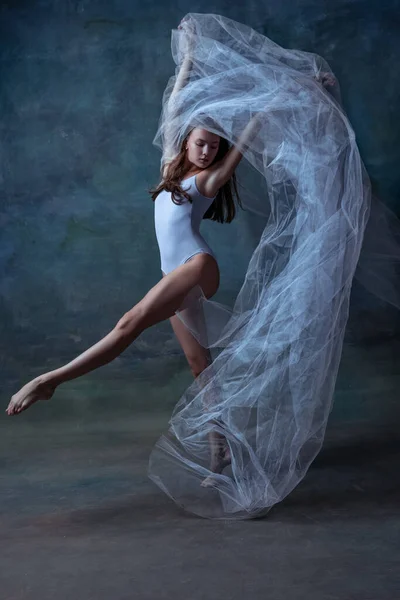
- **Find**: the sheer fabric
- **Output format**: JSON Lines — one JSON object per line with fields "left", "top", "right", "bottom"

{"left": 148, "top": 13, "right": 400, "bottom": 519}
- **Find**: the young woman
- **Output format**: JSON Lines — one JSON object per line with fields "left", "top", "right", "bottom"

{"left": 5, "top": 17, "right": 261, "bottom": 482}
{"left": 8, "top": 13, "right": 384, "bottom": 520}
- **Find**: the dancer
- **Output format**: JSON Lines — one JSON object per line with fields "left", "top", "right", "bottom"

{"left": 7, "top": 13, "right": 399, "bottom": 520}
{"left": 5, "top": 17, "right": 263, "bottom": 482}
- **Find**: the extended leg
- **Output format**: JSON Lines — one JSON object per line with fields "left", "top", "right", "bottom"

{"left": 6, "top": 257, "right": 216, "bottom": 416}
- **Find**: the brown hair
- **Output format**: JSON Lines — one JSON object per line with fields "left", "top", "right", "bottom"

{"left": 148, "top": 130, "right": 242, "bottom": 224}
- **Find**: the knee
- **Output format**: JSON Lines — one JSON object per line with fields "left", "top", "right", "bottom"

{"left": 115, "top": 304, "right": 146, "bottom": 335}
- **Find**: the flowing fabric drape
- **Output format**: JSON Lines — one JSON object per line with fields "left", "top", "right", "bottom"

{"left": 148, "top": 13, "right": 400, "bottom": 519}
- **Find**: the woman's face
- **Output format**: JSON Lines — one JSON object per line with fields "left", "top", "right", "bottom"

{"left": 185, "top": 128, "right": 220, "bottom": 169}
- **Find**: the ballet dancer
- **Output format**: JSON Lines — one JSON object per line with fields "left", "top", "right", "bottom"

{"left": 6, "top": 16, "right": 264, "bottom": 478}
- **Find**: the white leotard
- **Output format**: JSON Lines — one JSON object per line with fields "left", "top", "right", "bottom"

{"left": 154, "top": 174, "right": 217, "bottom": 275}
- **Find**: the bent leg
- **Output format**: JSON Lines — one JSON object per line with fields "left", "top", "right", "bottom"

{"left": 168, "top": 293, "right": 231, "bottom": 481}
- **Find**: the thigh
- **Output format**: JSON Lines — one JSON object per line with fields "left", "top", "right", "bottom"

{"left": 132, "top": 253, "right": 220, "bottom": 331}
{"left": 182, "top": 252, "right": 220, "bottom": 300}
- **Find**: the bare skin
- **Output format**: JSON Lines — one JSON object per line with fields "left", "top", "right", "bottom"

{"left": 6, "top": 252, "right": 220, "bottom": 416}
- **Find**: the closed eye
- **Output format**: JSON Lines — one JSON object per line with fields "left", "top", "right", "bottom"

{"left": 196, "top": 142, "right": 218, "bottom": 149}
{"left": 196, "top": 139, "right": 219, "bottom": 147}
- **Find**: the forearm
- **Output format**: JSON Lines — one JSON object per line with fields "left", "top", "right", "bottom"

{"left": 162, "top": 55, "right": 193, "bottom": 167}
{"left": 235, "top": 111, "right": 265, "bottom": 153}
{"left": 170, "top": 55, "right": 193, "bottom": 100}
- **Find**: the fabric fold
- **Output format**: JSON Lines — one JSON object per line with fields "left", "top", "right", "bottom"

{"left": 148, "top": 13, "right": 400, "bottom": 519}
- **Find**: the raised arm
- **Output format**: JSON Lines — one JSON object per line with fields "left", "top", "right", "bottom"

{"left": 162, "top": 19, "right": 195, "bottom": 178}
{"left": 207, "top": 110, "right": 266, "bottom": 190}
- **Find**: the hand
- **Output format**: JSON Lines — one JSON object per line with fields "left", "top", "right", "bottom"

{"left": 177, "top": 16, "right": 196, "bottom": 54}
{"left": 178, "top": 16, "right": 196, "bottom": 34}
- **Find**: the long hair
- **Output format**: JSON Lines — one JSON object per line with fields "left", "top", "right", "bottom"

{"left": 149, "top": 130, "right": 242, "bottom": 224}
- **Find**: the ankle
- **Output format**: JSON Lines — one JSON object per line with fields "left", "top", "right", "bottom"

{"left": 37, "top": 373, "right": 59, "bottom": 390}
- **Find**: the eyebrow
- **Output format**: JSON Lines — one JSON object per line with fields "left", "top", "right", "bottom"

{"left": 197, "top": 138, "right": 219, "bottom": 144}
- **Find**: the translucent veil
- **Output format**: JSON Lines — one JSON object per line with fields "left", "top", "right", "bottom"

{"left": 148, "top": 13, "right": 400, "bottom": 519}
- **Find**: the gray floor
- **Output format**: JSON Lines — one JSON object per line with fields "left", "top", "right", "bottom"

{"left": 1, "top": 341, "right": 400, "bottom": 600}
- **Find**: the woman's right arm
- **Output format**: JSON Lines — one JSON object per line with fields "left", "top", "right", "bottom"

{"left": 162, "top": 19, "right": 195, "bottom": 177}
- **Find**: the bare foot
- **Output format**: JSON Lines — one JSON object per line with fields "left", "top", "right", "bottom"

{"left": 6, "top": 376, "right": 56, "bottom": 416}
{"left": 201, "top": 438, "right": 232, "bottom": 488}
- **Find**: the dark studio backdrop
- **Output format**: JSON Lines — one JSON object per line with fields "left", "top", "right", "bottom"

{"left": 1, "top": 0, "right": 399, "bottom": 436}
